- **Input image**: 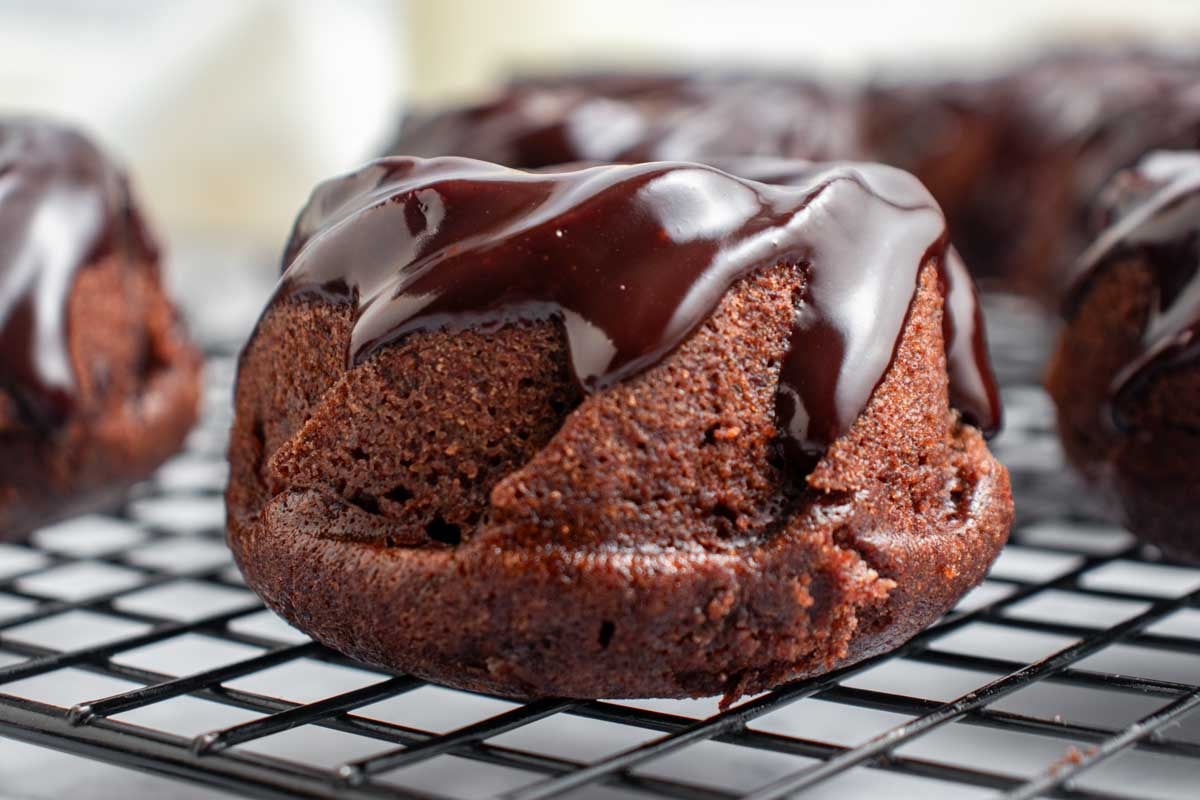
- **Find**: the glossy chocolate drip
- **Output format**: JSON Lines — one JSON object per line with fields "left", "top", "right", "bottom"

{"left": 1067, "top": 150, "right": 1200, "bottom": 428}
{"left": 0, "top": 120, "right": 153, "bottom": 429}
{"left": 699, "top": 157, "right": 1001, "bottom": 441}
{"left": 278, "top": 156, "right": 1000, "bottom": 471}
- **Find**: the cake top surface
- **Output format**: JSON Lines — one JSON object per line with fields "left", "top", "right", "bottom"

{"left": 1068, "top": 149, "right": 1200, "bottom": 424}
{"left": 275, "top": 156, "right": 1000, "bottom": 469}
{"left": 0, "top": 118, "right": 153, "bottom": 428}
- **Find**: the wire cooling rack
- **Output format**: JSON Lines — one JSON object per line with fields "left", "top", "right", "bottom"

{"left": 1, "top": 294, "right": 1199, "bottom": 800}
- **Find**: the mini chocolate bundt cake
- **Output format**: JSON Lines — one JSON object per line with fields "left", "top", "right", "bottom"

{"left": 1048, "top": 151, "right": 1200, "bottom": 562}
{"left": 0, "top": 119, "right": 202, "bottom": 538}
{"left": 227, "top": 156, "right": 1011, "bottom": 700}
{"left": 390, "top": 73, "right": 862, "bottom": 169}
{"left": 960, "top": 49, "right": 1200, "bottom": 297}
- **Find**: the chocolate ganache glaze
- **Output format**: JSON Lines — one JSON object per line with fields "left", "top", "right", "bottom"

{"left": 702, "top": 157, "right": 1000, "bottom": 448}
{"left": 0, "top": 120, "right": 155, "bottom": 428}
{"left": 1068, "top": 150, "right": 1200, "bottom": 428}
{"left": 276, "top": 156, "right": 1000, "bottom": 469}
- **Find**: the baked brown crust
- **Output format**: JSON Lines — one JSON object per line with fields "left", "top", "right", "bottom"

{"left": 0, "top": 251, "right": 202, "bottom": 538}
{"left": 227, "top": 256, "right": 1011, "bottom": 700}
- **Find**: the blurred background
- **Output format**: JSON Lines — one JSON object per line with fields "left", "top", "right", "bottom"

{"left": 4, "top": 0, "right": 1200, "bottom": 255}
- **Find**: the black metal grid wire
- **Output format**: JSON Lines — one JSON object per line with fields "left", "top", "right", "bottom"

{"left": 0, "top": 297, "right": 1198, "bottom": 799}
